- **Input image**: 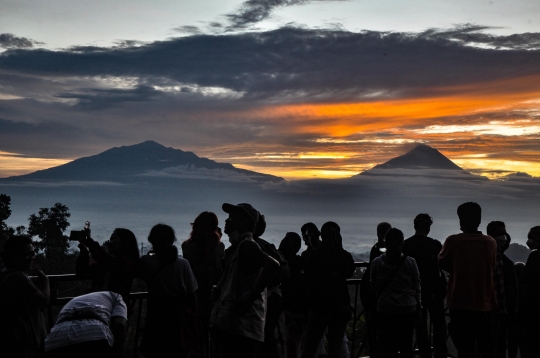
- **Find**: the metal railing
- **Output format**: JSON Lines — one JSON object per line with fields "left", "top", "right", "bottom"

{"left": 46, "top": 262, "right": 452, "bottom": 358}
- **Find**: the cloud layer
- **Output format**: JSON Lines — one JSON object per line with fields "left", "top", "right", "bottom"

{"left": 1, "top": 25, "right": 540, "bottom": 178}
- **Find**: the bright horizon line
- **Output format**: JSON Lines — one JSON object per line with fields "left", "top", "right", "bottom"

{"left": 1, "top": 147, "right": 539, "bottom": 181}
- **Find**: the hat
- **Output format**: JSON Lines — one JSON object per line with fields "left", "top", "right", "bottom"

{"left": 222, "top": 203, "right": 259, "bottom": 224}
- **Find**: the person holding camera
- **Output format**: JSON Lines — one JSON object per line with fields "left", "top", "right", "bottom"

{"left": 76, "top": 227, "right": 139, "bottom": 307}
{"left": 0, "top": 235, "right": 49, "bottom": 357}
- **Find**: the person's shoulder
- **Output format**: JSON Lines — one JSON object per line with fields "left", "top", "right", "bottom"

{"left": 528, "top": 250, "right": 540, "bottom": 261}
{"left": 241, "top": 238, "right": 262, "bottom": 250}
{"left": 427, "top": 236, "right": 442, "bottom": 250}
{"left": 371, "top": 254, "right": 383, "bottom": 265}
{"left": 175, "top": 255, "right": 191, "bottom": 266}
{"left": 404, "top": 255, "right": 418, "bottom": 266}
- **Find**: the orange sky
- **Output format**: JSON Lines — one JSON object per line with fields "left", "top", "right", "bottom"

{"left": 2, "top": 76, "right": 540, "bottom": 180}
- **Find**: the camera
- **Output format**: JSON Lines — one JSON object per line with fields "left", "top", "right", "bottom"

{"left": 69, "top": 221, "right": 91, "bottom": 241}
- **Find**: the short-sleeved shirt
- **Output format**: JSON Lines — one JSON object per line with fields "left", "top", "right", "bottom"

{"left": 439, "top": 232, "right": 499, "bottom": 311}
{"left": 44, "top": 291, "right": 127, "bottom": 352}
{"left": 0, "top": 270, "right": 47, "bottom": 348}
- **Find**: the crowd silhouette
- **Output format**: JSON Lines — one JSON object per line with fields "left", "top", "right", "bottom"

{"left": 0, "top": 201, "right": 539, "bottom": 358}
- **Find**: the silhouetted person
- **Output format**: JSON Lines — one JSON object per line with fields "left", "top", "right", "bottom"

{"left": 371, "top": 228, "right": 420, "bottom": 358}
{"left": 254, "top": 213, "right": 284, "bottom": 358}
{"left": 365, "top": 221, "right": 391, "bottom": 357}
{"left": 521, "top": 226, "right": 540, "bottom": 357}
{"left": 300, "top": 221, "right": 355, "bottom": 358}
{"left": 300, "top": 222, "right": 321, "bottom": 260}
{"left": 138, "top": 224, "right": 199, "bottom": 358}
{"left": 182, "top": 211, "right": 225, "bottom": 355}
{"left": 76, "top": 228, "right": 139, "bottom": 307}
{"left": 402, "top": 214, "right": 447, "bottom": 358}
{"left": 370, "top": 222, "right": 391, "bottom": 263}
{"left": 279, "top": 232, "right": 304, "bottom": 358}
{"left": 439, "top": 202, "right": 503, "bottom": 358}
{"left": 210, "top": 203, "right": 279, "bottom": 358}
{"left": 0, "top": 235, "right": 49, "bottom": 357}
{"left": 487, "top": 221, "right": 518, "bottom": 358}
{"left": 44, "top": 291, "right": 127, "bottom": 358}
{"left": 508, "top": 261, "right": 526, "bottom": 358}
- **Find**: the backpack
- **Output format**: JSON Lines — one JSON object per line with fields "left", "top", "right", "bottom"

{"left": 254, "top": 237, "right": 290, "bottom": 287}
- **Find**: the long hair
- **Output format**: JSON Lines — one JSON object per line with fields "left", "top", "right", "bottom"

{"left": 185, "top": 211, "right": 220, "bottom": 256}
{"left": 112, "top": 228, "right": 139, "bottom": 263}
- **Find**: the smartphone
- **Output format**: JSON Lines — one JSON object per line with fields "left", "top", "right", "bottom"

{"left": 69, "top": 230, "right": 86, "bottom": 241}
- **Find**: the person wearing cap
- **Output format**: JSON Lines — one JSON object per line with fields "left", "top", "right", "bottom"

{"left": 402, "top": 214, "right": 447, "bottom": 358}
{"left": 210, "top": 203, "right": 280, "bottom": 358}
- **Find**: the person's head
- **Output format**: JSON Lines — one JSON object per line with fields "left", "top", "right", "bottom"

{"left": 414, "top": 214, "right": 433, "bottom": 234}
{"left": 148, "top": 224, "right": 176, "bottom": 251}
{"left": 457, "top": 202, "right": 482, "bottom": 232}
{"left": 486, "top": 221, "right": 509, "bottom": 250}
{"left": 0, "top": 235, "right": 35, "bottom": 270}
{"left": 192, "top": 211, "right": 218, "bottom": 232}
{"left": 188, "top": 211, "right": 221, "bottom": 252}
{"left": 301, "top": 222, "right": 320, "bottom": 248}
{"left": 254, "top": 213, "right": 266, "bottom": 238}
{"left": 107, "top": 228, "right": 139, "bottom": 262}
{"left": 321, "top": 221, "right": 342, "bottom": 248}
{"left": 376, "top": 222, "right": 392, "bottom": 242}
{"left": 222, "top": 203, "right": 259, "bottom": 237}
{"left": 527, "top": 226, "right": 540, "bottom": 250}
{"left": 278, "top": 232, "right": 302, "bottom": 258}
{"left": 384, "top": 228, "right": 404, "bottom": 254}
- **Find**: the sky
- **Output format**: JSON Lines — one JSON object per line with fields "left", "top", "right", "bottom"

{"left": 1, "top": 0, "right": 540, "bottom": 180}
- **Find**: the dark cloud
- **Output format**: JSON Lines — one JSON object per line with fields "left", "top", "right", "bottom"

{"left": 225, "top": 0, "right": 348, "bottom": 30}
{"left": 54, "top": 85, "right": 163, "bottom": 110}
{"left": 173, "top": 26, "right": 202, "bottom": 35}
{"left": 0, "top": 33, "right": 41, "bottom": 49}
{"left": 1, "top": 26, "right": 539, "bottom": 103}
{"left": 421, "top": 24, "right": 540, "bottom": 50}
{"left": 227, "top": 0, "right": 306, "bottom": 29}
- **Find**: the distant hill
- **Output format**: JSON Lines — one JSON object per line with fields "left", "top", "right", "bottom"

{"left": 2, "top": 140, "right": 283, "bottom": 183}
{"left": 506, "top": 243, "right": 531, "bottom": 263}
{"left": 371, "top": 144, "right": 463, "bottom": 170}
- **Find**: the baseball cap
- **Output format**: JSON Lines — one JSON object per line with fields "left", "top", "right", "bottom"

{"left": 222, "top": 203, "right": 259, "bottom": 224}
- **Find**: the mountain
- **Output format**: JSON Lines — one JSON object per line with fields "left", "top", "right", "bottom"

{"left": 2, "top": 140, "right": 283, "bottom": 183}
{"left": 506, "top": 243, "right": 531, "bottom": 263}
{"left": 371, "top": 144, "right": 463, "bottom": 170}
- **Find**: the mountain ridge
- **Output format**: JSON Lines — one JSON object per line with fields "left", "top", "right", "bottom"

{"left": 2, "top": 140, "right": 284, "bottom": 183}
{"left": 370, "top": 144, "right": 463, "bottom": 171}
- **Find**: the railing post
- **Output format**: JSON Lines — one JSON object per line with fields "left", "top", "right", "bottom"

{"left": 133, "top": 297, "right": 144, "bottom": 358}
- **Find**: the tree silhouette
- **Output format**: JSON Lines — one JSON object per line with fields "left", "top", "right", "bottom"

{"left": 28, "top": 203, "right": 71, "bottom": 263}
{"left": 0, "top": 194, "right": 11, "bottom": 235}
